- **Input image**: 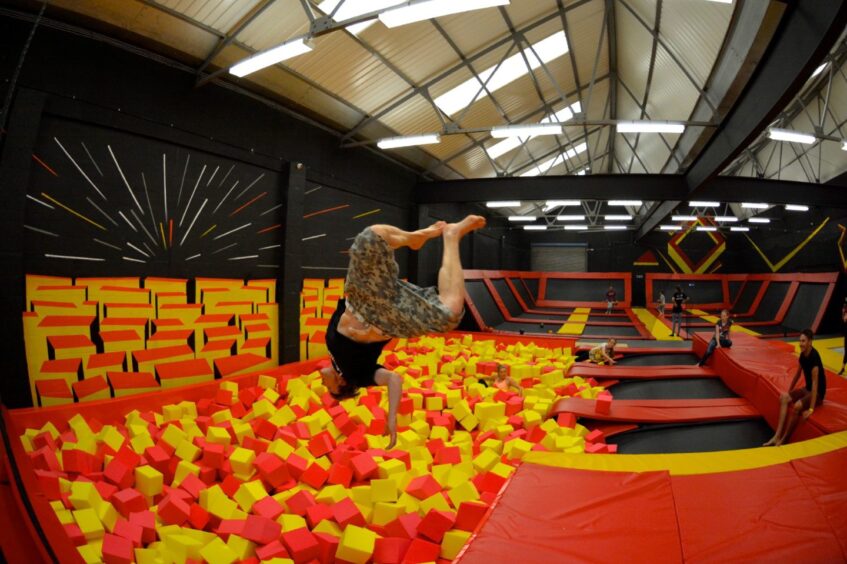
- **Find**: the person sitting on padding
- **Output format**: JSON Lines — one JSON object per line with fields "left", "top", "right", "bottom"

{"left": 763, "top": 328, "right": 826, "bottom": 447}
{"left": 576, "top": 338, "right": 617, "bottom": 365}
{"left": 478, "top": 363, "right": 522, "bottom": 395}
{"left": 698, "top": 309, "right": 733, "bottom": 366}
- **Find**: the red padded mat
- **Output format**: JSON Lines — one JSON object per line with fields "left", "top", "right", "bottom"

{"left": 551, "top": 397, "right": 758, "bottom": 423}
{"left": 457, "top": 464, "right": 683, "bottom": 563}
{"left": 791, "top": 448, "right": 847, "bottom": 559}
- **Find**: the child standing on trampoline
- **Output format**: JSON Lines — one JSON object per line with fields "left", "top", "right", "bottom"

{"left": 605, "top": 285, "right": 617, "bottom": 314}
{"left": 322, "top": 215, "right": 486, "bottom": 449}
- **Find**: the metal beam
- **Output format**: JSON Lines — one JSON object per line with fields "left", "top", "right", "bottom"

{"left": 605, "top": 0, "right": 617, "bottom": 174}
{"left": 636, "top": 0, "right": 847, "bottom": 240}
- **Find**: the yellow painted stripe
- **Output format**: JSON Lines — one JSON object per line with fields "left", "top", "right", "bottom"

{"left": 745, "top": 217, "right": 830, "bottom": 272}
{"left": 631, "top": 307, "right": 681, "bottom": 341}
{"left": 200, "top": 224, "right": 216, "bottom": 238}
{"left": 525, "top": 430, "right": 847, "bottom": 476}
{"left": 782, "top": 337, "right": 845, "bottom": 373}
{"left": 695, "top": 240, "right": 725, "bottom": 274}
{"left": 41, "top": 193, "right": 106, "bottom": 232}
{"left": 159, "top": 222, "right": 167, "bottom": 250}
{"left": 558, "top": 308, "right": 589, "bottom": 335}
{"left": 687, "top": 308, "right": 760, "bottom": 336}
{"left": 353, "top": 208, "right": 381, "bottom": 219}
{"left": 667, "top": 244, "right": 693, "bottom": 274}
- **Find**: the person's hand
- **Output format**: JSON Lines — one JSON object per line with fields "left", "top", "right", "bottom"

{"left": 802, "top": 408, "right": 814, "bottom": 420}
{"left": 385, "top": 418, "right": 397, "bottom": 450}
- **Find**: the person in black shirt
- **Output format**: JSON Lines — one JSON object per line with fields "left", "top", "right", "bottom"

{"left": 670, "top": 285, "right": 688, "bottom": 337}
{"left": 764, "top": 329, "right": 827, "bottom": 446}
{"left": 698, "top": 309, "right": 732, "bottom": 366}
{"left": 321, "top": 215, "right": 486, "bottom": 449}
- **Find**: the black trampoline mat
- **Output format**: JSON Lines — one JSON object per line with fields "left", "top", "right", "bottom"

{"left": 583, "top": 324, "right": 640, "bottom": 337}
{"left": 512, "top": 312, "right": 564, "bottom": 320}
{"left": 615, "top": 353, "right": 700, "bottom": 366}
{"left": 607, "top": 419, "right": 773, "bottom": 454}
{"left": 608, "top": 378, "right": 737, "bottom": 400}
{"left": 491, "top": 279, "right": 524, "bottom": 317}
{"left": 587, "top": 315, "right": 628, "bottom": 323}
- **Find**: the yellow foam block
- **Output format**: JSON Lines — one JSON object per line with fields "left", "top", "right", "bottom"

{"left": 69, "top": 481, "right": 102, "bottom": 510}
{"left": 504, "top": 438, "right": 533, "bottom": 460}
{"left": 490, "top": 462, "right": 517, "bottom": 479}
{"left": 77, "top": 542, "right": 103, "bottom": 564}
{"left": 234, "top": 480, "right": 268, "bottom": 512}
{"left": 175, "top": 440, "right": 201, "bottom": 462}
{"left": 313, "top": 519, "right": 343, "bottom": 538}
{"left": 199, "top": 536, "right": 239, "bottom": 564}
{"left": 130, "top": 433, "right": 155, "bottom": 454}
{"left": 369, "top": 478, "right": 398, "bottom": 503}
{"left": 229, "top": 447, "right": 256, "bottom": 476}
{"left": 99, "top": 425, "right": 126, "bottom": 452}
{"left": 163, "top": 533, "right": 204, "bottom": 563}
{"left": 480, "top": 438, "right": 503, "bottom": 454}
{"left": 73, "top": 508, "right": 104, "bottom": 540}
{"left": 316, "top": 484, "right": 349, "bottom": 505}
{"left": 206, "top": 426, "right": 232, "bottom": 446}
{"left": 441, "top": 529, "right": 472, "bottom": 560}
{"left": 211, "top": 409, "right": 233, "bottom": 424}
{"left": 267, "top": 439, "right": 294, "bottom": 460}
{"left": 136, "top": 465, "right": 164, "bottom": 497}
{"left": 377, "top": 458, "right": 406, "bottom": 479}
{"left": 425, "top": 396, "right": 444, "bottom": 411}
{"left": 276, "top": 514, "right": 308, "bottom": 531}
{"left": 459, "top": 414, "right": 479, "bottom": 431}
{"left": 447, "top": 480, "right": 480, "bottom": 508}
{"left": 97, "top": 501, "right": 118, "bottom": 532}
{"left": 472, "top": 449, "right": 500, "bottom": 473}
{"left": 371, "top": 501, "right": 403, "bottom": 526}
{"left": 336, "top": 524, "right": 376, "bottom": 564}
{"left": 174, "top": 460, "right": 200, "bottom": 485}
{"left": 419, "top": 492, "right": 451, "bottom": 514}
{"left": 226, "top": 535, "right": 256, "bottom": 561}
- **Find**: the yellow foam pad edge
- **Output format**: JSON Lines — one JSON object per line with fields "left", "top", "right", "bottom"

{"left": 524, "top": 430, "right": 847, "bottom": 476}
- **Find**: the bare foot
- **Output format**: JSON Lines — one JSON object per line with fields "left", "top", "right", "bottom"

{"left": 443, "top": 215, "right": 486, "bottom": 240}
{"left": 762, "top": 437, "right": 777, "bottom": 447}
{"left": 408, "top": 221, "right": 446, "bottom": 250}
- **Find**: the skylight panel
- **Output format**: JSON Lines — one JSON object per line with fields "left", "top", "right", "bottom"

{"left": 486, "top": 101, "right": 581, "bottom": 160}
{"left": 318, "top": 0, "right": 406, "bottom": 34}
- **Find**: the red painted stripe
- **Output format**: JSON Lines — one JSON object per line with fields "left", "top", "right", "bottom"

{"left": 258, "top": 224, "right": 281, "bottom": 234}
{"left": 169, "top": 219, "right": 173, "bottom": 247}
{"left": 32, "top": 154, "right": 58, "bottom": 176}
{"left": 229, "top": 191, "right": 267, "bottom": 217}
{"left": 303, "top": 204, "right": 349, "bottom": 219}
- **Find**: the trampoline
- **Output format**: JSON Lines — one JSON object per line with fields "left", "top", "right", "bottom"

{"left": 490, "top": 279, "right": 569, "bottom": 318}
{"left": 615, "top": 353, "right": 700, "bottom": 366}
{"left": 544, "top": 278, "right": 625, "bottom": 302}
{"left": 607, "top": 419, "right": 774, "bottom": 454}
{"left": 607, "top": 378, "right": 737, "bottom": 400}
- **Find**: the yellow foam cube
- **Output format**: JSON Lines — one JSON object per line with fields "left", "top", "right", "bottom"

{"left": 258, "top": 374, "right": 277, "bottom": 390}
{"left": 480, "top": 438, "right": 503, "bottom": 454}
{"left": 425, "top": 396, "right": 444, "bottom": 411}
{"left": 441, "top": 529, "right": 472, "bottom": 560}
{"left": 164, "top": 533, "right": 204, "bottom": 563}
{"left": 97, "top": 501, "right": 118, "bottom": 532}
{"left": 350, "top": 486, "right": 373, "bottom": 507}
{"left": 162, "top": 404, "right": 182, "bottom": 422}
{"left": 520, "top": 410, "right": 542, "bottom": 427}
{"left": 313, "top": 519, "right": 343, "bottom": 538}
{"left": 55, "top": 509, "right": 75, "bottom": 525}
{"left": 234, "top": 480, "right": 268, "bottom": 512}
{"left": 419, "top": 492, "right": 451, "bottom": 514}
{"left": 277, "top": 514, "right": 308, "bottom": 531}
{"left": 459, "top": 414, "right": 479, "bottom": 431}
{"left": 472, "top": 449, "right": 499, "bottom": 473}
{"left": 99, "top": 425, "right": 126, "bottom": 452}
{"left": 336, "top": 525, "right": 376, "bottom": 564}
{"left": 370, "top": 478, "right": 398, "bottom": 503}
{"left": 130, "top": 432, "right": 155, "bottom": 454}
{"left": 206, "top": 426, "right": 232, "bottom": 446}
{"left": 199, "top": 536, "right": 239, "bottom": 564}
{"left": 226, "top": 535, "right": 256, "bottom": 561}
{"left": 173, "top": 460, "right": 200, "bottom": 485}
{"left": 175, "top": 440, "right": 201, "bottom": 462}
{"left": 77, "top": 542, "right": 103, "bottom": 564}
{"left": 69, "top": 413, "right": 94, "bottom": 439}
{"left": 448, "top": 481, "right": 480, "bottom": 508}
{"left": 377, "top": 458, "right": 406, "bottom": 479}
{"left": 490, "top": 462, "right": 516, "bottom": 479}
{"left": 73, "top": 508, "right": 104, "bottom": 540}
{"left": 69, "top": 481, "right": 101, "bottom": 510}
{"left": 503, "top": 438, "right": 533, "bottom": 460}
{"left": 229, "top": 447, "right": 256, "bottom": 476}
{"left": 211, "top": 409, "right": 233, "bottom": 424}
{"left": 135, "top": 465, "right": 164, "bottom": 498}
{"left": 315, "top": 484, "right": 349, "bottom": 505}
{"left": 371, "top": 501, "right": 403, "bottom": 526}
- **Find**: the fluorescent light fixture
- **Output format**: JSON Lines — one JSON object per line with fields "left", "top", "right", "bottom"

{"left": 697, "top": 226, "right": 717, "bottom": 232}
{"left": 564, "top": 225, "right": 588, "bottom": 230}
{"left": 705, "top": 0, "right": 732, "bottom": 3}
{"left": 575, "top": 168, "right": 587, "bottom": 176}
{"left": 660, "top": 225, "right": 682, "bottom": 231}
{"left": 768, "top": 128, "right": 816, "bottom": 144}
{"left": 842, "top": 140, "right": 847, "bottom": 151}
{"left": 604, "top": 215, "right": 632, "bottom": 221}
{"left": 741, "top": 202, "right": 769, "bottom": 209}
{"left": 520, "top": 167, "right": 541, "bottom": 177}
{"left": 377, "top": 133, "right": 440, "bottom": 149}
{"left": 523, "top": 225, "right": 547, "bottom": 231}
{"left": 604, "top": 225, "right": 627, "bottom": 230}
{"left": 689, "top": 201, "right": 719, "bottom": 207}
{"left": 434, "top": 31, "right": 567, "bottom": 115}
{"left": 811, "top": 62, "right": 828, "bottom": 79}
{"left": 672, "top": 215, "right": 695, "bottom": 221}
{"left": 545, "top": 200, "right": 580, "bottom": 209}
{"left": 317, "top": 0, "right": 406, "bottom": 34}
{"left": 785, "top": 204, "right": 809, "bottom": 212}
{"left": 486, "top": 201, "right": 520, "bottom": 208}
{"left": 616, "top": 121, "right": 685, "bottom": 134}
{"left": 486, "top": 102, "right": 580, "bottom": 160}
{"left": 608, "top": 200, "right": 642, "bottom": 206}
{"left": 491, "top": 123, "right": 562, "bottom": 138}
{"left": 380, "top": 0, "right": 509, "bottom": 27}
{"left": 556, "top": 215, "right": 585, "bottom": 221}
{"left": 230, "top": 39, "right": 314, "bottom": 77}
{"left": 714, "top": 216, "right": 738, "bottom": 222}
{"left": 731, "top": 227, "right": 750, "bottom": 232}
{"left": 748, "top": 217, "right": 770, "bottom": 223}
{"left": 508, "top": 216, "right": 537, "bottom": 222}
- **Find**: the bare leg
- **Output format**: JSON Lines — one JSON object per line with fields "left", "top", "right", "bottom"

{"left": 777, "top": 401, "right": 805, "bottom": 446}
{"left": 369, "top": 222, "right": 445, "bottom": 250}
{"left": 438, "top": 215, "right": 486, "bottom": 316}
{"left": 763, "top": 393, "right": 790, "bottom": 446}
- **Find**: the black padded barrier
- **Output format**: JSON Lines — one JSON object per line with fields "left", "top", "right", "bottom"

{"left": 465, "top": 280, "right": 504, "bottom": 328}
{"left": 752, "top": 282, "right": 791, "bottom": 322}
{"left": 782, "top": 283, "right": 829, "bottom": 331}
{"left": 545, "top": 279, "right": 622, "bottom": 302}
{"left": 509, "top": 277, "right": 535, "bottom": 307}
{"left": 732, "top": 280, "right": 762, "bottom": 314}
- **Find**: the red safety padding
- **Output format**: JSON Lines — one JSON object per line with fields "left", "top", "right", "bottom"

{"left": 568, "top": 366, "right": 718, "bottom": 380}
{"left": 671, "top": 460, "right": 844, "bottom": 562}
{"left": 791, "top": 447, "right": 847, "bottom": 559}
{"left": 550, "top": 397, "right": 758, "bottom": 423}
{"left": 456, "top": 464, "right": 682, "bottom": 563}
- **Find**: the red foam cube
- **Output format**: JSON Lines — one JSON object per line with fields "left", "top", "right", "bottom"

{"left": 417, "top": 510, "right": 456, "bottom": 543}
{"left": 405, "top": 475, "right": 442, "bottom": 500}
{"left": 350, "top": 453, "right": 378, "bottom": 481}
{"left": 327, "top": 463, "right": 353, "bottom": 488}
{"left": 385, "top": 513, "right": 421, "bottom": 539}
{"left": 256, "top": 540, "right": 289, "bottom": 561}
{"left": 595, "top": 392, "right": 612, "bottom": 415}
{"left": 331, "top": 497, "right": 365, "bottom": 528}
{"left": 373, "top": 537, "right": 412, "bottom": 564}
{"left": 300, "top": 463, "right": 329, "bottom": 489}
{"left": 111, "top": 488, "right": 147, "bottom": 517}
{"left": 64, "top": 523, "right": 86, "bottom": 546}
{"left": 189, "top": 503, "right": 210, "bottom": 530}
{"left": 200, "top": 443, "right": 226, "bottom": 469}
{"left": 103, "top": 459, "right": 135, "bottom": 490}
{"left": 557, "top": 413, "right": 577, "bottom": 428}
{"left": 286, "top": 454, "right": 309, "bottom": 480}
{"left": 128, "top": 510, "right": 156, "bottom": 544}
{"left": 584, "top": 429, "right": 605, "bottom": 444}
{"left": 252, "top": 496, "right": 284, "bottom": 520}
{"left": 243, "top": 515, "right": 281, "bottom": 545}
{"left": 102, "top": 533, "right": 133, "bottom": 564}
{"left": 314, "top": 531, "right": 339, "bottom": 564}
{"left": 157, "top": 495, "right": 190, "bottom": 526}
{"left": 281, "top": 527, "right": 320, "bottom": 562}
{"left": 433, "top": 446, "right": 461, "bottom": 465}
{"left": 113, "top": 520, "right": 143, "bottom": 547}
{"left": 403, "top": 538, "right": 441, "bottom": 563}
{"left": 285, "top": 490, "right": 317, "bottom": 516}
{"left": 455, "top": 501, "right": 489, "bottom": 532}
{"left": 305, "top": 503, "right": 333, "bottom": 529}
{"left": 307, "top": 431, "right": 336, "bottom": 458}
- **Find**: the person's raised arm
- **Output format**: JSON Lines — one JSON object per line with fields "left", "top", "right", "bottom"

{"left": 805, "top": 367, "right": 819, "bottom": 419}
{"left": 374, "top": 368, "right": 402, "bottom": 449}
